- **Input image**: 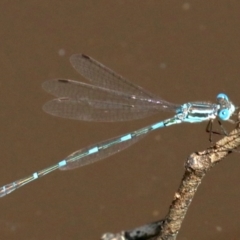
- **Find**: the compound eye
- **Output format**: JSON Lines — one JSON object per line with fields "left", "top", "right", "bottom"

{"left": 217, "top": 93, "right": 228, "bottom": 101}
{"left": 218, "top": 108, "right": 230, "bottom": 120}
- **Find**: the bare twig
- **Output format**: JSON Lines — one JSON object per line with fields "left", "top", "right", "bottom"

{"left": 102, "top": 117, "right": 240, "bottom": 240}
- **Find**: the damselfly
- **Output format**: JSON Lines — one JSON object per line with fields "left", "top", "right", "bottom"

{"left": 0, "top": 54, "right": 236, "bottom": 197}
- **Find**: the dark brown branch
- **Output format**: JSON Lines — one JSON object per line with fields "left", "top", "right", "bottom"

{"left": 101, "top": 119, "right": 240, "bottom": 240}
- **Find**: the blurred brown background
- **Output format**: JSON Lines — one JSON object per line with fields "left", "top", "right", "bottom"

{"left": 0, "top": 1, "right": 240, "bottom": 239}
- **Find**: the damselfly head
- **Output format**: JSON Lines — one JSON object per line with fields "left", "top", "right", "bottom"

{"left": 216, "top": 93, "right": 235, "bottom": 121}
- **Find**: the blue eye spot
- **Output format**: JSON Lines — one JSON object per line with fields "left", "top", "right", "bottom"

{"left": 218, "top": 109, "right": 230, "bottom": 120}
{"left": 217, "top": 93, "right": 228, "bottom": 101}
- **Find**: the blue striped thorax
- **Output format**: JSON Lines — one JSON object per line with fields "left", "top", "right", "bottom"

{"left": 176, "top": 93, "right": 235, "bottom": 123}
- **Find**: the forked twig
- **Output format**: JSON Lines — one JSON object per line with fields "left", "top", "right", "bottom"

{"left": 101, "top": 114, "right": 240, "bottom": 240}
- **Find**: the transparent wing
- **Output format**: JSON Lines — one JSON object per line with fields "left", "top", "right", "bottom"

{"left": 43, "top": 98, "right": 160, "bottom": 122}
{"left": 60, "top": 124, "right": 151, "bottom": 170}
{"left": 70, "top": 54, "right": 161, "bottom": 99}
{"left": 42, "top": 79, "right": 178, "bottom": 121}
{"left": 42, "top": 54, "right": 180, "bottom": 122}
{"left": 42, "top": 79, "right": 160, "bottom": 109}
